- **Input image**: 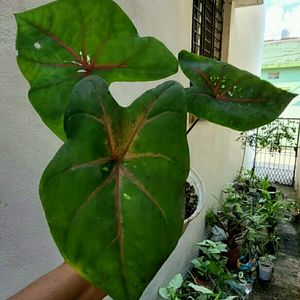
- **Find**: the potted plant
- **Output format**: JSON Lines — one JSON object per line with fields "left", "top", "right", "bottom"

{"left": 206, "top": 178, "right": 282, "bottom": 274}
{"left": 257, "top": 191, "right": 286, "bottom": 234}
{"left": 258, "top": 255, "right": 276, "bottom": 281}
{"left": 183, "top": 168, "right": 205, "bottom": 231}
{"left": 15, "top": 0, "right": 295, "bottom": 299}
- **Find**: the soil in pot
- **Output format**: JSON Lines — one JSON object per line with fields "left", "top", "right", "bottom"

{"left": 184, "top": 181, "right": 198, "bottom": 219}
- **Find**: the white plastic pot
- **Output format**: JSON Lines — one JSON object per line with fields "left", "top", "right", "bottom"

{"left": 258, "top": 260, "right": 273, "bottom": 281}
{"left": 182, "top": 168, "right": 205, "bottom": 232}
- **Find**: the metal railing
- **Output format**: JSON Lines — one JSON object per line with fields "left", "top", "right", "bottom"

{"left": 254, "top": 118, "right": 300, "bottom": 186}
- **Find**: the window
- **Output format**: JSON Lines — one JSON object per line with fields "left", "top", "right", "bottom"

{"left": 189, "top": 0, "right": 225, "bottom": 126}
{"left": 268, "top": 72, "right": 280, "bottom": 80}
{"left": 191, "top": 0, "right": 225, "bottom": 60}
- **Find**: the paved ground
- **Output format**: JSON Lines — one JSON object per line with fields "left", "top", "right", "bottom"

{"left": 253, "top": 185, "right": 300, "bottom": 300}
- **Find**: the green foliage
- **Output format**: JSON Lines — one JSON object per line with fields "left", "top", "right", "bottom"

{"left": 159, "top": 274, "right": 184, "bottom": 300}
{"left": 212, "top": 175, "right": 287, "bottom": 258}
{"left": 159, "top": 240, "right": 239, "bottom": 300}
{"left": 188, "top": 284, "right": 223, "bottom": 300}
{"left": 234, "top": 169, "right": 258, "bottom": 187}
{"left": 15, "top": 0, "right": 295, "bottom": 299}
{"left": 241, "top": 215, "right": 269, "bottom": 257}
{"left": 260, "top": 254, "right": 276, "bottom": 264}
{"left": 192, "top": 256, "right": 211, "bottom": 277}
{"left": 238, "top": 119, "right": 297, "bottom": 153}
{"left": 191, "top": 256, "right": 229, "bottom": 282}
{"left": 196, "top": 240, "right": 228, "bottom": 263}
{"left": 257, "top": 192, "right": 287, "bottom": 229}
{"left": 205, "top": 210, "right": 219, "bottom": 227}
{"left": 291, "top": 198, "right": 300, "bottom": 220}
{"left": 258, "top": 178, "right": 270, "bottom": 191}
{"left": 222, "top": 186, "right": 245, "bottom": 216}
{"left": 193, "top": 241, "right": 232, "bottom": 291}
{"left": 159, "top": 274, "right": 236, "bottom": 300}
{"left": 179, "top": 51, "right": 295, "bottom": 131}
{"left": 15, "top": 0, "right": 178, "bottom": 139}
{"left": 188, "top": 283, "right": 214, "bottom": 294}
{"left": 40, "top": 77, "right": 189, "bottom": 300}
{"left": 174, "top": 181, "right": 289, "bottom": 300}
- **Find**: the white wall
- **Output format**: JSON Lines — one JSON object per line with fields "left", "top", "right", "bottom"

{"left": 295, "top": 155, "right": 300, "bottom": 196}
{"left": 295, "top": 138, "right": 300, "bottom": 197}
{"left": 280, "top": 95, "right": 300, "bottom": 119}
{"left": 228, "top": 2, "right": 265, "bottom": 75}
{"left": 227, "top": 2, "right": 266, "bottom": 171}
{"left": 0, "top": 1, "right": 63, "bottom": 298}
{"left": 0, "top": 1, "right": 265, "bottom": 299}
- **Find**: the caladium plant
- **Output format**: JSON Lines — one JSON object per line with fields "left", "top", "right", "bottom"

{"left": 15, "top": 0, "right": 295, "bottom": 299}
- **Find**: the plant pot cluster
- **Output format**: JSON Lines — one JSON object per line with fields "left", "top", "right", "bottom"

{"left": 160, "top": 171, "right": 287, "bottom": 300}
{"left": 159, "top": 172, "right": 290, "bottom": 300}
{"left": 205, "top": 171, "right": 288, "bottom": 284}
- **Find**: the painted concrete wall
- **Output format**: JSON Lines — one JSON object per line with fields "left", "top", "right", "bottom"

{"left": 261, "top": 67, "right": 300, "bottom": 93}
{"left": 0, "top": 1, "right": 265, "bottom": 299}
{"left": 294, "top": 99, "right": 300, "bottom": 196}
{"left": 280, "top": 95, "right": 300, "bottom": 119}
{"left": 228, "top": 3, "right": 265, "bottom": 75}
{"left": 260, "top": 67, "right": 300, "bottom": 119}
{"left": 0, "top": 1, "right": 63, "bottom": 299}
{"left": 226, "top": 2, "right": 266, "bottom": 172}
{"left": 295, "top": 154, "right": 300, "bottom": 196}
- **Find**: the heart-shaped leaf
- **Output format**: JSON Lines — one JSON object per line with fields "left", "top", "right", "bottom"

{"left": 40, "top": 76, "right": 189, "bottom": 300}
{"left": 15, "top": 0, "right": 178, "bottom": 139}
{"left": 179, "top": 50, "right": 295, "bottom": 131}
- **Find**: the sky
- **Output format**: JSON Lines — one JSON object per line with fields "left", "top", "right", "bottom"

{"left": 264, "top": 0, "right": 300, "bottom": 40}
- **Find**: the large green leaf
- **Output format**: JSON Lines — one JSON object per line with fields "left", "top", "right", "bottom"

{"left": 179, "top": 50, "right": 295, "bottom": 131}
{"left": 40, "top": 76, "right": 189, "bottom": 300}
{"left": 15, "top": 0, "right": 178, "bottom": 139}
